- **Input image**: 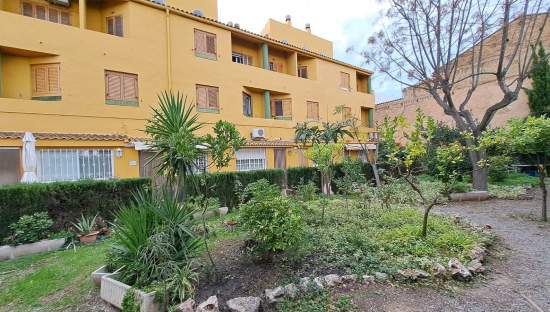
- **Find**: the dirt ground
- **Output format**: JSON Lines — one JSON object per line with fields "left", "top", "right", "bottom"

{"left": 350, "top": 191, "right": 550, "bottom": 312}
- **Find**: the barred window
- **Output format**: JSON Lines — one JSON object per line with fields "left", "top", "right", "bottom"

{"left": 37, "top": 149, "right": 114, "bottom": 182}
{"left": 192, "top": 154, "right": 208, "bottom": 174}
{"left": 236, "top": 148, "right": 266, "bottom": 172}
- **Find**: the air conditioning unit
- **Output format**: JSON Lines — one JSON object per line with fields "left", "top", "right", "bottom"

{"left": 49, "top": 0, "right": 70, "bottom": 7}
{"left": 251, "top": 128, "right": 265, "bottom": 140}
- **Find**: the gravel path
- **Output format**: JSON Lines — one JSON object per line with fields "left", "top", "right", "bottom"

{"left": 352, "top": 192, "right": 550, "bottom": 312}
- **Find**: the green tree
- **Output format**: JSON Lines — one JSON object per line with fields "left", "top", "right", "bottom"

{"left": 525, "top": 43, "right": 550, "bottom": 117}
{"left": 306, "top": 143, "right": 344, "bottom": 195}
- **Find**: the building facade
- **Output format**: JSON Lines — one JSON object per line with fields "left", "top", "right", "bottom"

{"left": 376, "top": 15, "right": 549, "bottom": 129}
{"left": 0, "top": 0, "right": 375, "bottom": 184}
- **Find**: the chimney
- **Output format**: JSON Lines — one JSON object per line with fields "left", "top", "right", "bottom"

{"left": 305, "top": 23, "right": 311, "bottom": 33}
{"left": 285, "top": 15, "right": 292, "bottom": 25}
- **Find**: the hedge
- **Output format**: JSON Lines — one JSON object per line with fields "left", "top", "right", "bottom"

{"left": 0, "top": 178, "right": 151, "bottom": 239}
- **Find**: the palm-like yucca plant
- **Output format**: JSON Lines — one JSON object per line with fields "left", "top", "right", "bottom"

{"left": 72, "top": 214, "right": 98, "bottom": 235}
{"left": 145, "top": 91, "right": 204, "bottom": 193}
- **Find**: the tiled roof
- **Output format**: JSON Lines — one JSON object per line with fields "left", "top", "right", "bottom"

{"left": 139, "top": 0, "right": 373, "bottom": 75}
{"left": 245, "top": 140, "right": 295, "bottom": 147}
{"left": 0, "top": 131, "right": 130, "bottom": 141}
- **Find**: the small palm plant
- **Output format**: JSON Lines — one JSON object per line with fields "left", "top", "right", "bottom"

{"left": 72, "top": 214, "right": 99, "bottom": 243}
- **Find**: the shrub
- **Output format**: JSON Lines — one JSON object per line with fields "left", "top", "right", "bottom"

{"left": 239, "top": 179, "right": 303, "bottom": 258}
{"left": 487, "top": 155, "right": 512, "bottom": 182}
{"left": 7, "top": 212, "right": 53, "bottom": 245}
{"left": 295, "top": 179, "right": 318, "bottom": 201}
{"left": 0, "top": 178, "right": 151, "bottom": 239}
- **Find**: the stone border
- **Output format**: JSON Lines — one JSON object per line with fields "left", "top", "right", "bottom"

{"left": 0, "top": 238, "right": 66, "bottom": 261}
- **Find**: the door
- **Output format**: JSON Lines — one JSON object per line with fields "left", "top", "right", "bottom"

{"left": 0, "top": 148, "right": 21, "bottom": 185}
{"left": 274, "top": 148, "right": 287, "bottom": 169}
{"left": 139, "top": 151, "right": 165, "bottom": 186}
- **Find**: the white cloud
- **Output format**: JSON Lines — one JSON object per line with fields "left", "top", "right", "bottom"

{"left": 218, "top": 0, "right": 402, "bottom": 103}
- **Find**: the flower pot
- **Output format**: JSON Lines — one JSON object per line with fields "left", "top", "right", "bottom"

{"left": 100, "top": 273, "right": 159, "bottom": 312}
{"left": 224, "top": 220, "right": 238, "bottom": 232}
{"left": 79, "top": 231, "right": 100, "bottom": 244}
{"left": 91, "top": 265, "right": 110, "bottom": 286}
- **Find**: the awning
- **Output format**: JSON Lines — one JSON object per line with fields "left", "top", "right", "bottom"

{"left": 345, "top": 143, "right": 377, "bottom": 151}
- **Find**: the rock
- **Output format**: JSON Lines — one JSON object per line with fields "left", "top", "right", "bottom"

{"left": 448, "top": 258, "right": 472, "bottom": 281}
{"left": 218, "top": 207, "right": 229, "bottom": 216}
{"left": 265, "top": 286, "right": 286, "bottom": 304}
{"left": 374, "top": 272, "right": 388, "bottom": 281}
{"left": 341, "top": 274, "right": 358, "bottom": 284}
{"left": 313, "top": 276, "right": 325, "bottom": 289}
{"left": 484, "top": 224, "right": 492, "bottom": 230}
{"left": 175, "top": 299, "right": 195, "bottom": 312}
{"left": 284, "top": 283, "right": 299, "bottom": 298}
{"left": 226, "top": 297, "right": 261, "bottom": 312}
{"left": 470, "top": 246, "right": 487, "bottom": 262}
{"left": 396, "top": 269, "right": 429, "bottom": 281}
{"left": 362, "top": 274, "right": 375, "bottom": 285}
{"left": 467, "top": 259, "right": 485, "bottom": 274}
{"left": 298, "top": 277, "right": 311, "bottom": 291}
{"left": 323, "top": 274, "right": 343, "bottom": 287}
{"left": 432, "top": 263, "right": 446, "bottom": 278}
{"left": 196, "top": 296, "right": 219, "bottom": 312}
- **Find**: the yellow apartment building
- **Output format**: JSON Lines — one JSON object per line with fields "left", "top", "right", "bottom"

{"left": 0, "top": 0, "right": 376, "bottom": 184}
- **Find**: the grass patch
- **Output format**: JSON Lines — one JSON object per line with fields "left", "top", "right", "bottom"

{"left": 278, "top": 291, "right": 356, "bottom": 312}
{"left": 492, "top": 173, "right": 539, "bottom": 187}
{"left": 0, "top": 242, "right": 108, "bottom": 312}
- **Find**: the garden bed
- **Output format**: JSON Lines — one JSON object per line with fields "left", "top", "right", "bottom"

{"left": 0, "top": 238, "right": 66, "bottom": 261}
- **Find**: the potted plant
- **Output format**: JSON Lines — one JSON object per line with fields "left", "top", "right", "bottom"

{"left": 72, "top": 214, "right": 100, "bottom": 244}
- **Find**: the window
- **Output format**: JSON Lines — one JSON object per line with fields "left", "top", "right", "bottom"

{"left": 31, "top": 63, "right": 61, "bottom": 100}
{"left": 243, "top": 92, "right": 253, "bottom": 117}
{"left": 21, "top": 2, "right": 70, "bottom": 25}
{"left": 342, "top": 106, "right": 352, "bottom": 120}
{"left": 105, "top": 70, "right": 139, "bottom": 106}
{"left": 306, "top": 101, "right": 319, "bottom": 121}
{"left": 361, "top": 107, "right": 374, "bottom": 127}
{"left": 192, "top": 154, "right": 208, "bottom": 174}
{"left": 196, "top": 85, "right": 219, "bottom": 112}
{"left": 37, "top": 149, "right": 113, "bottom": 182}
{"left": 194, "top": 29, "right": 217, "bottom": 60}
{"left": 340, "top": 72, "right": 351, "bottom": 90}
{"left": 271, "top": 99, "right": 292, "bottom": 120}
{"left": 298, "top": 66, "right": 308, "bottom": 78}
{"left": 106, "top": 15, "right": 123, "bottom": 37}
{"left": 269, "top": 61, "right": 284, "bottom": 73}
{"left": 0, "top": 148, "right": 21, "bottom": 185}
{"left": 236, "top": 148, "right": 266, "bottom": 172}
{"left": 232, "top": 52, "right": 252, "bottom": 65}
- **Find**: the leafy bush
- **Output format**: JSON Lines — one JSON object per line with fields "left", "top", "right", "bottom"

{"left": 239, "top": 180, "right": 303, "bottom": 258}
{"left": 487, "top": 155, "right": 512, "bottom": 182}
{"left": 106, "top": 191, "right": 202, "bottom": 304}
{"left": 0, "top": 178, "right": 151, "bottom": 239}
{"left": 294, "top": 179, "right": 318, "bottom": 201}
{"left": 334, "top": 158, "right": 367, "bottom": 195}
{"left": 7, "top": 212, "right": 53, "bottom": 245}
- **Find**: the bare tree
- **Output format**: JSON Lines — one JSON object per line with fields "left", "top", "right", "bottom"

{"left": 357, "top": 0, "right": 548, "bottom": 190}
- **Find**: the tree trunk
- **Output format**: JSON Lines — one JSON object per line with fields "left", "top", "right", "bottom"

{"left": 421, "top": 207, "right": 430, "bottom": 237}
{"left": 538, "top": 164, "right": 547, "bottom": 222}
{"left": 321, "top": 172, "right": 332, "bottom": 195}
{"left": 371, "top": 163, "right": 382, "bottom": 187}
{"left": 468, "top": 148, "right": 488, "bottom": 191}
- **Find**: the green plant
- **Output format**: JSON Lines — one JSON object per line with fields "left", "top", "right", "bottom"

{"left": 72, "top": 214, "right": 98, "bottom": 235}
{"left": 239, "top": 179, "right": 303, "bottom": 259}
{"left": 0, "top": 177, "right": 150, "bottom": 240}
{"left": 334, "top": 157, "right": 367, "bottom": 196}
{"left": 7, "top": 212, "right": 53, "bottom": 245}
{"left": 295, "top": 179, "right": 318, "bottom": 201}
{"left": 121, "top": 289, "right": 141, "bottom": 312}
{"left": 306, "top": 143, "right": 344, "bottom": 194}
{"left": 525, "top": 43, "right": 550, "bottom": 117}
{"left": 487, "top": 155, "right": 512, "bottom": 182}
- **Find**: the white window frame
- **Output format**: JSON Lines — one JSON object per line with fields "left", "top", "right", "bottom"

{"left": 192, "top": 154, "right": 208, "bottom": 174}
{"left": 37, "top": 149, "right": 114, "bottom": 182}
{"left": 232, "top": 52, "right": 251, "bottom": 65}
{"left": 236, "top": 148, "right": 266, "bottom": 172}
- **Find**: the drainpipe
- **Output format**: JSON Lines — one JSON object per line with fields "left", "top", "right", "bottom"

{"left": 367, "top": 76, "right": 372, "bottom": 94}
{"left": 165, "top": 7, "right": 172, "bottom": 90}
{"left": 264, "top": 90, "right": 271, "bottom": 119}
{"left": 261, "top": 43, "right": 269, "bottom": 70}
{"left": 79, "top": 0, "right": 86, "bottom": 29}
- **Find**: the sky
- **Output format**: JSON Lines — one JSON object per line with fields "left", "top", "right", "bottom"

{"left": 217, "top": 0, "right": 403, "bottom": 104}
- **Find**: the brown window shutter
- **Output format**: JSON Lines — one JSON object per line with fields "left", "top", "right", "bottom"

{"left": 115, "top": 16, "right": 123, "bottom": 37}
{"left": 307, "top": 101, "right": 319, "bottom": 120}
{"left": 276, "top": 62, "right": 284, "bottom": 73}
{"left": 32, "top": 65, "right": 48, "bottom": 96}
{"left": 270, "top": 99, "right": 276, "bottom": 117}
{"left": 106, "top": 17, "right": 114, "bottom": 35}
{"left": 194, "top": 30, "right": 206, "bottom": 53}
{"left": 207, "top": 87, "right": 219, "bottom": 108}
{"left": 22, "top": 2, "right": 33, "bottom": 17}
{"left": 196, "top": 85, "right": 208, "bottom": 108}
{"left": 122, "top": 74, "right": 138, "bottom": 101}
{"left": 47, "top": 64, "right": 60, "bottom": 94}
{"left": 206, "top": 34, "right": 216, "bottom": 54}
{"left": 48, "top": 8, "right": 59, "bottom": 23}
{"left": 105, "top": 71, "right": 123, "bottom": 100}
{"left": 35, "top": 5, "right": 46, "bottom": 20}
{"left": 60, "top": 11, "right": 70, "bottom": 25}
{"left": 343, "top": 107, "right": 352, "bottom": 120}
{"left": 283, "top": 99, "right": 292, "bottom": 118}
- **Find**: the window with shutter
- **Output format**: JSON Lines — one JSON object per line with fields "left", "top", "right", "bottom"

{"left": 22, "top": 2, "right": 33, "bottom": 17}
{"left": 35, "top": 5, "right": 46, "bottom": 19}
{"left": 298, "top": 66, "right": 308, "bottom": 78}
{"left": 196, "top": 85, "right": 219, "bottom": 112}
{"left": 243, "top": 93, "right": 252, "bottom": 117}
{"left": 31, "top": 64, "right": 61, "bottom": 100}
{"left": 194, "top": 29, "right": 217, "bottom": 60}
{"left": 307, "top": 101, "right": 319, "bottom": 120}
{"left": 107, "top": 16, "right": 123, "bottom": 37}
{"left": 48, "top": 8, "right": 59, "bottom": 23}
{"left": 342, "top": 106, "right": 352, "bottom": 120}
{"left": 340, "top": 72, "right": 350, "bottom": 90}
{"left": 21, "top": 2, "right": 71, "bottom": 25}
{"left": 60, "top": 11, "right": 70, "bottom": 25}
{"left": 271, "top": 99, "right": 292, "bottom": 120}
{"left": 105, "top": 70, "right": 138, "bottom": 106}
